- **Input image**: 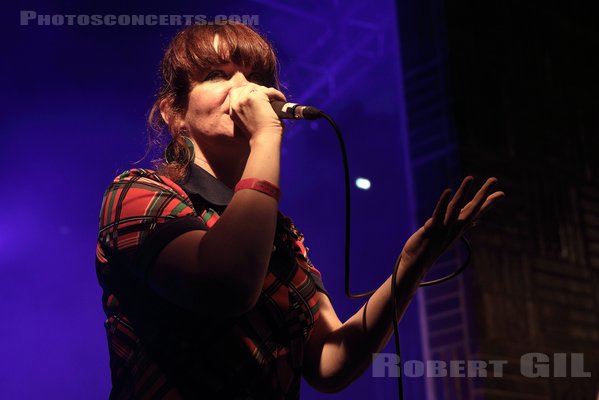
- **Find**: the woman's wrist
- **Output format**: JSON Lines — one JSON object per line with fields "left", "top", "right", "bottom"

{"left": 249, "top": 129, "right": 283, "bottom": 149}
{"left": 235, "top": 178, "right": 281, "bottom": 201}
{"left": 242, "top": 130, "right": 282, "bottom": 187}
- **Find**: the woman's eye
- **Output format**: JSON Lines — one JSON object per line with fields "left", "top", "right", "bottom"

{"left": 203, "top": 70, "right": 226, "bottom": 81}
{"left": 248, "top": 72, "right": 267, "bottom": 85}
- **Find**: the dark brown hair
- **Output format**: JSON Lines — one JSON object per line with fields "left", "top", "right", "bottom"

{"left": 148, "top": 22, "right": 280, "bottom": 181}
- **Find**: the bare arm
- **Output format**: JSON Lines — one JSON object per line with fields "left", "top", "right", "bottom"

{"left": 149, "top": 84, "right": 286, "bottom": 318}
{"left": 303, "top": 177, "right": 505, "bottom": 392}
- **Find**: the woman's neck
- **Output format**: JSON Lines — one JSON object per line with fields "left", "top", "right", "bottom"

{"left": 190, "top": 138, "right": 249, "bottom": 189}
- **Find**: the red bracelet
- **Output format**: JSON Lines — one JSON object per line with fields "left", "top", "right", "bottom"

{"left": 235, "top": 178, "right": 282, "bottom": 201}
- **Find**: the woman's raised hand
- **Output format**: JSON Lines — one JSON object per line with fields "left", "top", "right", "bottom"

{"left": 400, "top": 176, "right": 505, "bottom": 272}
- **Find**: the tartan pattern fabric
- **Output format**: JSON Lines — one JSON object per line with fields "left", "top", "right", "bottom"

{"left": 97, "top": 169, "right": 202, "bottom": 283}
{"left": 96, "top": 168, "right": 327, "bottom": 399}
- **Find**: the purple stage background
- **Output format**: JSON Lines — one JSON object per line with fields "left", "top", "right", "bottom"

{"left": 2, "top": 1, "right": 429, "bottom": 398}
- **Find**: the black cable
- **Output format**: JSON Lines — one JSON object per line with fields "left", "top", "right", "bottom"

{"left": 391, "top": 252, "right": 404, "bottom": 400}
{"left": 319, "top": 111, "right": 472, "bottom": 400}
{"left": 419, "top": 237, "right": 471, "bottom": 287}
{"left": 321, "top": 111, "right": 408, "bottom": 397}
{"left": 319, "top": 111, "right": 472, "bottom": 294}
{"left": 318, "top": 113, "right": 355, "bottom": 299}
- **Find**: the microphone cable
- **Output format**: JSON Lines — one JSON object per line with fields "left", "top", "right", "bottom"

{"left": 299, "top": 107, "right": 472, "bottom": 400}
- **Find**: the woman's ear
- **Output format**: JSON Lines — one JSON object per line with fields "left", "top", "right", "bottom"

{"left": 159, "top": 99, "right": 172, "bottom": 126}
{"left": 159, "top": 99, "right": 186, "bottom": 133}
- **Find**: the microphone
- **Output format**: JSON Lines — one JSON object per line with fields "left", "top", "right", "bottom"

{"left": 271, "top": 101, "right": 323, "bottom": 120}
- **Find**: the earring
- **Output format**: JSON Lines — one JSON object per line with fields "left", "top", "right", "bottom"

{"left": 164, "top": 135, "right": 195, "bottom": 165}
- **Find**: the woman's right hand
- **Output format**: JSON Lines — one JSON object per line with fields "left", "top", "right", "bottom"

{"left": 228, "top": 84, "right": 287, "bottom": 143}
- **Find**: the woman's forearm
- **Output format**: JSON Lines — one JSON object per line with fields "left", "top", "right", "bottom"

{"left": 318, "top": 258, "right": 429, "bottom": 391}
{"left": 196, "top": 134, "right": 282, "bottom": 309}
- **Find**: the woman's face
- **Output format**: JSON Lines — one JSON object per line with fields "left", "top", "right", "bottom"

{"left": 181, "top": 35, "right": 270, "bottom": 147}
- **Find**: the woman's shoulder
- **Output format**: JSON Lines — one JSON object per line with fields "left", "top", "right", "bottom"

{"left": 98, "top": 167, "right": 199, "bottom": 238}
{"left": 107, "top": 168, "right": 189, "bottom": 199}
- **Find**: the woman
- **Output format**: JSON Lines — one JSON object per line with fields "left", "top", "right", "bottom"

{"left": 96, "top": 22, "right": 504, "bottom": 399}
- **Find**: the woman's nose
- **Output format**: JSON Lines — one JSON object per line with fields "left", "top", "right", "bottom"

{"left": 230, "top": 71, "right": 249, "bottom": 87}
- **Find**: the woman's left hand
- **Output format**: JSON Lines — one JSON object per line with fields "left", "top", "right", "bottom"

{"left": 400, "top": 176, "right": 505, "bottom": 272}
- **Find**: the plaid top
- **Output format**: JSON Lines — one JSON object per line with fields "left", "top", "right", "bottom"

{"left": 96, "top": 164, "right": 328, "bottom": 399}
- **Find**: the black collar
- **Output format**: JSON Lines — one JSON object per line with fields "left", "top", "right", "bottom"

{"left": 179, "top": 163, "right": 233, "bottom": 207}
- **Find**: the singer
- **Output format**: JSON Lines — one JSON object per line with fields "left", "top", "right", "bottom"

{"left": 96, "top": 21, "right": 504, "bottom": 399}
